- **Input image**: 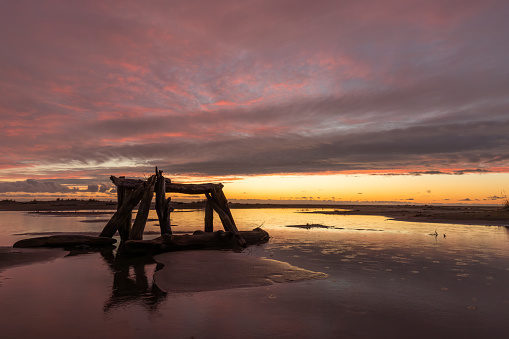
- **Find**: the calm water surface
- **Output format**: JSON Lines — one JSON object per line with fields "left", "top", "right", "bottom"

{"left": 1, "top": 208, "right": 508, "bottom": 338}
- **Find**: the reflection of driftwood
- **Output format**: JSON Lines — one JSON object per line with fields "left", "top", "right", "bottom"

{"left": 121, "top": 228, "right": 269, "bottom": 255}
{"left": 13, "top": 235, "right": 116, "bottom": 248}
{"left": 101, "top": 250, "right": 166, "bottom": 312}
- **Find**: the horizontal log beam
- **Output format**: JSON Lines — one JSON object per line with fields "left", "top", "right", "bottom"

{"left": 110, "top": 176, "right": 223, "bottom": 195}
{"left": 166, "top": 182, "right": 223, "bottom": 194}
{"left": 110, "top": 176, "right": 145, "bottom": 189}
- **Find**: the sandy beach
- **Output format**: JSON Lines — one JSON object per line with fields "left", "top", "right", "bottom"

{"left": 298, "top": 204, "right": 509, "bottom": 227}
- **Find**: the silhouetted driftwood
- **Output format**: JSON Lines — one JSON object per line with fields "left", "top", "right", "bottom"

{"left": 205, "top": 191, "right": 246, "bottom": 247}
{"left": 166, "top": 182, "right": 223, "bottom": 194}
{"left": 130, "top": 175, "right": 156, "bottom": 240}
{"left": 120, "top": 228, "right": 269, "bottom": 255}
{"left": 99, "top": 181, "right": 146, "bottom": 238}
{"left": 13, "top": 235, "right": 116, "bottom": 248}
{"left": 154, "top": 169, "right": 172, "bottom": 235}
{"left": 116, "top": 177, "right": 132, "bottom": 242}
{"left": 204, "top": 199, "right": 213, "bottom": 232}
{"left": 110, "top": 176, "right": 223, "bottom": 194}
{"left": 101, "top": 168, "right": 248, "bottom": 246}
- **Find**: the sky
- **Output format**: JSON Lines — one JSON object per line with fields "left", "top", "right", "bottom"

{"left": 0, "top": 0, "right": 508, "bottom": 204}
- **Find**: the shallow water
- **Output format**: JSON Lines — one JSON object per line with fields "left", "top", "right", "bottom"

{"left": 1, "top": 208, "right": 509, "bottom": 338}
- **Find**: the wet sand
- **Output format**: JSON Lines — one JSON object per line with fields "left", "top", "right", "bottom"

{"left": 154, "top": 250, "right": 327, "bottom": 293}
{"left": 1, "top": 208, "right": 508, "bottom": 338}
{"left": 0, "top": 247, "right": 65, "bottom": 272}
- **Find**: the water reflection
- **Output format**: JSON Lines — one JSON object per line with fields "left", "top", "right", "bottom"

{"left": 1, "top": 210, "right": 509, "bottom": 338}
{"left": 100, "top": 250, "right": 167, "bottom": 312}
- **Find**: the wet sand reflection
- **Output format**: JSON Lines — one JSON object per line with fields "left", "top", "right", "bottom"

{"left": 100, "top": 250, "right": 167, "bottom": 312}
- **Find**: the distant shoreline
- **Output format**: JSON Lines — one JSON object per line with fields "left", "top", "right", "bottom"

{"left": 1, "top": 199, "right": 507, "bottom": 227}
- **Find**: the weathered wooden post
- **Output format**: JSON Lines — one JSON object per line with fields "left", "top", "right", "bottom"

{"left": 116, "top": 177, "right": 133, "bottom": 242}
{"left": 155, "top": 168, "right": 172, "bottom": 235}
{"left": 130, "top": 175, "right": 156, "bottom": 240}
{"left": 204, "top": 199, "right": 213, "bottom": 232}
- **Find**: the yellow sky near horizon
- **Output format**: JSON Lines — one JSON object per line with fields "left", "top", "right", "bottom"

{"left": 2, "top": 172, "right": 506, "bottom": 206}
{"left": 223, "top": 172, "right": 508, "bottom": 205}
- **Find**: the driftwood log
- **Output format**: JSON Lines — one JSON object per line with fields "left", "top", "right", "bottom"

{"left": 204, "top": 199, "right": 213, "bottom": 232}
{"left": 120, "top": 228, "right": 269, "bottom": 255}
{"left": 110, "top": 176, "right": 223, "bottom": 194}
{"left": 116, "top": 182, "right": 133, "bottom": 242}
{"left": 130, "top": 175, "right": 156, "bottom": 240}
{"left": 13, "top": 235, "right": 117, "bottom": 248}
{"left": 154, "top": 169, "right": 172, "bottom": 235}
{"left": 205, "top": 192, "right": 246, "bottom": 247}
{"left": 99, "top": 180, "right": 146, "bottom": 238}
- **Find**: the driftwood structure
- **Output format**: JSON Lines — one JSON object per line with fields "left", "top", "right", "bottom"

{"left": 99, "top": 167, "right": 248, "bottom": 248}
{"left": 13, "top": 167, "right": 270, "bottom": 254}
